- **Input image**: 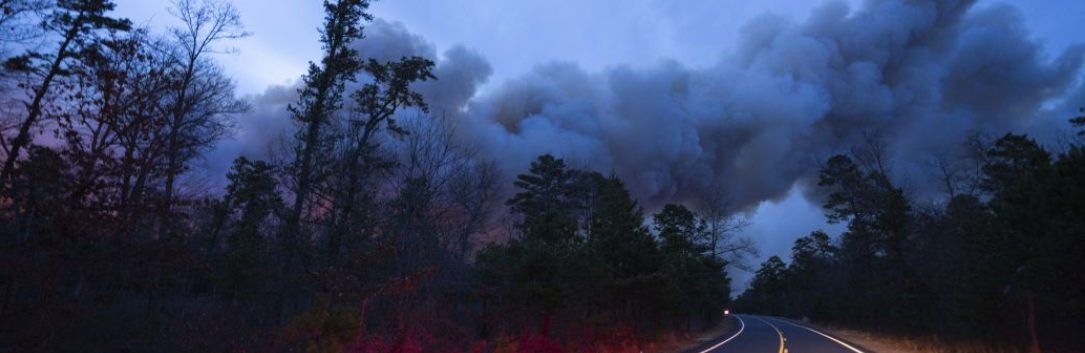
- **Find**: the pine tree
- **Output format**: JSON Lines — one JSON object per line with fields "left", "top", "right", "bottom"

{"left": 586, "top": 173, "right": 665, "bottom": 329}
{"left": 506, "top": 154, "right": 580, "bottom": 245}
{"left": 1, "top": 0, "right": 130, "bottom": 187}
{"left": 654, "top": 204, "right": 731, "bottom": 329}
{"left": 220, "top": 157, "right": 281, "bottom": 300}
{"left": 284, "top": 0, "right": 372, "bottom": 265}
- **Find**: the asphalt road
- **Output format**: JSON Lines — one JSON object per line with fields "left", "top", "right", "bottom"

{"left": 690, "top": 314, "right": 867, "bottom": 353}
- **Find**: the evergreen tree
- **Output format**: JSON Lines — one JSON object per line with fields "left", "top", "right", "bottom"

{"left": 1, "top": 0, "right": 131, "bottom": 186}
{"left": 586, "top": 173, "right": 666, "bottom": 330}
{"left": 981, "top": 134, "right": 1056, "bottom": 351}
{"left": 220, "top": 157, "right": 281, "bottom": 300}
{"left": 326, "top": 40, "right": 435, "bottom": 264}
{"left": 588, "top": 173, "right": 658, "bottom": 281}
{"left": 786, "top": 230, "right": 836, "bottom": 320}
{"left": 746, "top": 256, "right": 787, "bottom": 316}
{"left": 488, "top": 154, "right": 584, "bottom": 336}
{"left": 506, "top": 154, "right": 581, "bottom": 245}
{"left": 653, "top": 204, "right": 731, "bottom": 329}
{"left": 284, "top": 0, "right": 372, "bottom": 265}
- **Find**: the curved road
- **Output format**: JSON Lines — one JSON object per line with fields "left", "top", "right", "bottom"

{"left": 690, "top": 314, "right": 867, "bottom": 353}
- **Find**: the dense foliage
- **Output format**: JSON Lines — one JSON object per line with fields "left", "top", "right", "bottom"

{"left": 475, "top": 157, "right": 733, "bottom": 342}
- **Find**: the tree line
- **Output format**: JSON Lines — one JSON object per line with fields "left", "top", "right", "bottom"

{"left": 0, "top": 1, "right": 752, "bottom": 351}
{"left": 736, "top": 124, "right": 1085, "bottom": 352}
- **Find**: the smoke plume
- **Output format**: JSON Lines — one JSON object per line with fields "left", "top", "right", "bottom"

{"left": 227, "top": 0, "right": 1084, "bottom": 211}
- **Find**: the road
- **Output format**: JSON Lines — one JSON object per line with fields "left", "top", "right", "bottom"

{"left": 690, "top": 314, "right": 867, "bottom": 353}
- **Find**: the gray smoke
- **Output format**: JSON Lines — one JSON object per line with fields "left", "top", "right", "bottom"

{"left": 226, "top": 0, "right": 1084, "bottom": 211}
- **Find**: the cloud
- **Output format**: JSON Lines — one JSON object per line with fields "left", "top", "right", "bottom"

{"left": 446, "top": 0, "right": 1083, "bottom": 209}
{"left": 206, "top": 19, "right": 493, "bottom": 180}
{"left": 228, "top": 0, "right": 1084, "bottom": 213}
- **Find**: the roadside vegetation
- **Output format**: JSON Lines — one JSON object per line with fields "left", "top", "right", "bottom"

{"left": 737, "top": 120, "right": 1085, "bottom": 353}
{"left": 813, "top": 323, "right": 1024, "bottom": 353}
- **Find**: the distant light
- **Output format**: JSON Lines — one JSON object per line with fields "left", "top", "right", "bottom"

{"left": 724, "top": 310, "right": 730, "bottom": 315}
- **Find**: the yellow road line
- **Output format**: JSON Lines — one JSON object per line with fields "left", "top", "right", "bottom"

{"left": 753, "top": 316, "right": 786, "bottom": 353}
{"left": 768, "top": 317, "right": 864, "bottom": 353}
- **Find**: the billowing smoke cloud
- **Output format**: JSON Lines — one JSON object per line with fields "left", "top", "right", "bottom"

{"left": 206, "top": 19, "right": 491, "bottom": 177}
{"left": 225, "top": 0, "right": 1084, "bottom": 211}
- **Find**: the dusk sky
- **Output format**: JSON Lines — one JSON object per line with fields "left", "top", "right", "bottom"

{"left": 110, "top": 0, "right": 1085, "bottom": 289}
{"left": 112, "top": 0, "right": 1082, "bottom": 95}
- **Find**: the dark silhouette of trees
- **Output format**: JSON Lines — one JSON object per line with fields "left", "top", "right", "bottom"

{"left": 698, "top": 187, "right": 755, "bottom": 271}
{"left": 744, "top": 256, "right": 786, "bottom": 315}
{"left": 282, "top": 0, "right": 373, "bottom": 269}
{"left": 475, "top": 156, "right": 733, "bottom": 347}
{"left": 1073, "top": 106, "right": 1084, "bottom": 135}
{"left": 8, "top": 1, "right": 1082, "bottom": 352}
{"left": 219, "top": 157, "right": 281, "bottom": 300}
{"left": 654, "top": 203, "right": 732, "bottom": 330}
{"left": 325, "top": 51, "right": 434, "bottom": 266}
{"left": 738, "top": 128, "right": 1085, "bottom": 352}
{"left": 158, "top": 0, "right": 248, "bottom": 235}
{"left": 482, "top": 155, "right": 585, "bottom": 337}
{"left": 1, "top": 0, "right": 131, "bottom": 187}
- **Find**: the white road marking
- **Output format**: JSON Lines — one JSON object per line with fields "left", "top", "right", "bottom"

{"left": 697, "top": 315, "right": 745, "bottom": 353}
{"left": 768, "top": 318, "right": 865, "bottom": 353}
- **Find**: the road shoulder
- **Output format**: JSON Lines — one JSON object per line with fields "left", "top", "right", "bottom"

{"left": 655, "top": 316, "right": 739, "bottom": 353}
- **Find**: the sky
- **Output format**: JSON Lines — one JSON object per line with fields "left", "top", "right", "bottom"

{"left": 112, "top": 0, "right": 1085, "bottom": 290}
{"left": 112, "top": 0, "right": 1084, "bottom": 95}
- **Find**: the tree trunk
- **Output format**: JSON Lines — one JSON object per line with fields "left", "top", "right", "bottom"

{"left": 160, "top": 58, "right": 197, "bottom": 238}
{"left": 0, "top": 25, "right": 79, "bottom": 187}
{"left": 286, "top": 25, "right": 349, "bottom": 267}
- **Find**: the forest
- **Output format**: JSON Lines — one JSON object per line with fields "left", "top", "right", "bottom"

{"left": 736, "top": 130, "right": 1085, "bottom": 352}
{"left": 1, "top": 0, "right": 1084, "bottom": 352}
{"left": 0, "top": 0, "right": 750, "bottom": 351}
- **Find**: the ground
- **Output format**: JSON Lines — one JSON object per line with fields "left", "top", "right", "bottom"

{"left": 798, "top": 320, "right": 1017, "bottom": 353}
{"left": 656, "top": 317, "right": 738, "bottom": 353}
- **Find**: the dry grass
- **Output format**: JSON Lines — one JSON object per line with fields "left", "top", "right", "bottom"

{"left": 802, "top": 323, "right": 1020, "bottom": 353}
{"left": 651, "top": 317, "right": 739, "bottom": 353}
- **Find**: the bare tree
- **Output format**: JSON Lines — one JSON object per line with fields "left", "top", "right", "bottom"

{"left": 925, "top": 151, "right": 962, "bottom": 199}
{"left": 392, "top": 115, "right": 502, "bottom": 262}
{"left": 850, "top": 129, "right": 891, "bottom": 177}
{"left": 54, "top": 29, "right": 152, "bottom": 205}
{"left": 158, "top": 0, "right": 248, "bottom": 233}
{"left": 698, "top": 186, "right": 756, "bottom": 271}
{"left": 924, "top": 130, "right": 995, "bottom": 200}
{"left": 447, "top": 160, "right": 502, "bottom": 261}
{"left": 113, "top": 40, "right": 176, "bottom": 231}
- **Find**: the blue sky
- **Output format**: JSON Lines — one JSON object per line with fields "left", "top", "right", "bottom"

{"left": 111, "top": 0, "right": 1085, "bottom": 289}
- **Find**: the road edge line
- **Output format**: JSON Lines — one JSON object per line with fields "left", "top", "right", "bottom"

{"left": 768, "top": 318, "right": 865, "bottom": 353}
{"left": 696, "top": 315, "right": 746, "bottom": 353}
